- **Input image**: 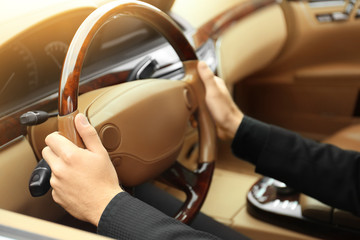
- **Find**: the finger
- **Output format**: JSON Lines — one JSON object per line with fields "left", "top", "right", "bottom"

{"left": 50, "top": 173, "right": 57, "bottom": 189}
{"left": 45, "top": 132, "right": 78, "bottom": 161}
{"left": 42, "top": 146, "right": 65, "bottom": 177}
{"left": 42, "top": 146, "right": 57, "bottom": 166}
{"left": 74, "top": 113, "right": 105, "bottom": 153}
{"left": 197, "top": 61, "right": 217, "bottom": 88}
{"left": 51, "top": 188, "right": 61, "bottom": 205}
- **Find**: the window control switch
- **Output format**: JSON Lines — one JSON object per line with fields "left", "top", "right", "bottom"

{"left": 332, "top": 12, "right": 349, "bottom": 21}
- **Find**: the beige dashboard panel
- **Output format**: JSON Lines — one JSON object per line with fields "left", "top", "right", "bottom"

{"left": 233, "top": 208, "right": 318, "bottom": 240}
{"left": 1, "top": 0, "right": 174, "bottom": 47}
{"left": 0, "top": 0, "right": 97, "bottom": 46}
{"left": 201, "top": 167, "right": 259, "bottom": 224}
{"left": 171, "top": 0, "right": 245, "bottom": 28}
{"left": 0, "top": 138, "right": 37, "bottom": 211}
{"left": 217, "top": 5, "right": 287, "bottom": 84}
{"left": 0, "top": 209, "right": 111, "bottom": 239}
{"left": 0, "top": 138, "right": 65, "bottom": 221}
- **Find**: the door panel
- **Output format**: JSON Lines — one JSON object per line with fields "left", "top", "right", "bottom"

{"left": 217, "top": 5, "right": 287, "bottom": 85}
{"left": 235, "top": 0, "right": 360, "bottom": 139}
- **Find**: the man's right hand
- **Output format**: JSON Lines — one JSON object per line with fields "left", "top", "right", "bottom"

{"left": 197, "top": 61, "right": 244, "bottom": 140}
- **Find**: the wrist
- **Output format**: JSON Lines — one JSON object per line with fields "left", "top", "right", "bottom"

{"left": 217, "top": 108, "right": 243, "bottom": 140}
{"left": 226, "top": 110, "right": 243, "bottom": 139}
{"left": 91, "top": 188, "right": 123, "bottom": 227}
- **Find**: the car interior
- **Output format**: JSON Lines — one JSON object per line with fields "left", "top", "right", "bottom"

{"left": 1, "top": 0, "right": 360, "bottom": 239}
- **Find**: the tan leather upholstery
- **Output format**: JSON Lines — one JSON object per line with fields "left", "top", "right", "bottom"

{"left": 301, "top": 194, "right": 360, "bottom": 230}
{"left": 300, "top": 194, "right": 332, "bottom": 223}
{"left": 333, "top": 209, "right": 360, "bottom": 229}
{"left": 324, "top": 124, "right": 360, "bottom": 152}
{"left": 301, "top": 124, "right": 360, "bottom": 229}
{"left": 0, "top": 208, "right": 111, "bottom": 239}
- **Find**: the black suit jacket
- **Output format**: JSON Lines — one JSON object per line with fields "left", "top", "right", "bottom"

{"left": 97, "top": 116, "right": 360, "bottom": 239}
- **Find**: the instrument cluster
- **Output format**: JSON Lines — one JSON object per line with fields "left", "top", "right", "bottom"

{"left": 0, "top": 12, "right": 87, "bottom": 117}
{"left": 0, "top": 11, "right": 163, "bottom": 118}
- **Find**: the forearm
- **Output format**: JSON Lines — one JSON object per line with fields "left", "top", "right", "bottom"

{"left": 232, "top": 116, "right": 360, "bottom": 215}
{"left": 97, "top": 192, "right": 220, "bottom": 240}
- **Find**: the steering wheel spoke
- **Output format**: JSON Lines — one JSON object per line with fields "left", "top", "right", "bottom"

{"left": 160, "top": 161, "right": 215, "bottom": 224}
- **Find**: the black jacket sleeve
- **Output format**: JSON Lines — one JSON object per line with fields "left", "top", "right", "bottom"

{"left": 97, "top": 192, "right": 221, "bottom": 240}
{"left": 232, "top": 116, "right": 360, "bottom": 215}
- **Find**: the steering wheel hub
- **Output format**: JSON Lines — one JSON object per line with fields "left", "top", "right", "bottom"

{"left": 85, "top": 79, "right": 194, "bottom": 186}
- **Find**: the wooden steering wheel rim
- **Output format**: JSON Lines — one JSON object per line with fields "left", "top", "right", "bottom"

{"left": 58, "top": 0, "right": 216, "bottom": 224}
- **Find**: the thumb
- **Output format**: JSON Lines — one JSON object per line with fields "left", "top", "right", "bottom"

{"left": 197, "top": 61, "right": 217, "bottom": 89}
{"left": 74, "top": 113, "right": 104, "bottom": 153}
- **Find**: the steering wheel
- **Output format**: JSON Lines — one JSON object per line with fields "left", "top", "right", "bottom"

{"left": 58, "top": 0, "right": 216, "bottom": 224}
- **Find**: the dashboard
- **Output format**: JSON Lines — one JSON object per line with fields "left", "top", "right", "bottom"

{"left": 0, "top": 6, "right": 215, "bottom": 120}
{"left": 0, "top": 12, "right": 87, "bottom": 117}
